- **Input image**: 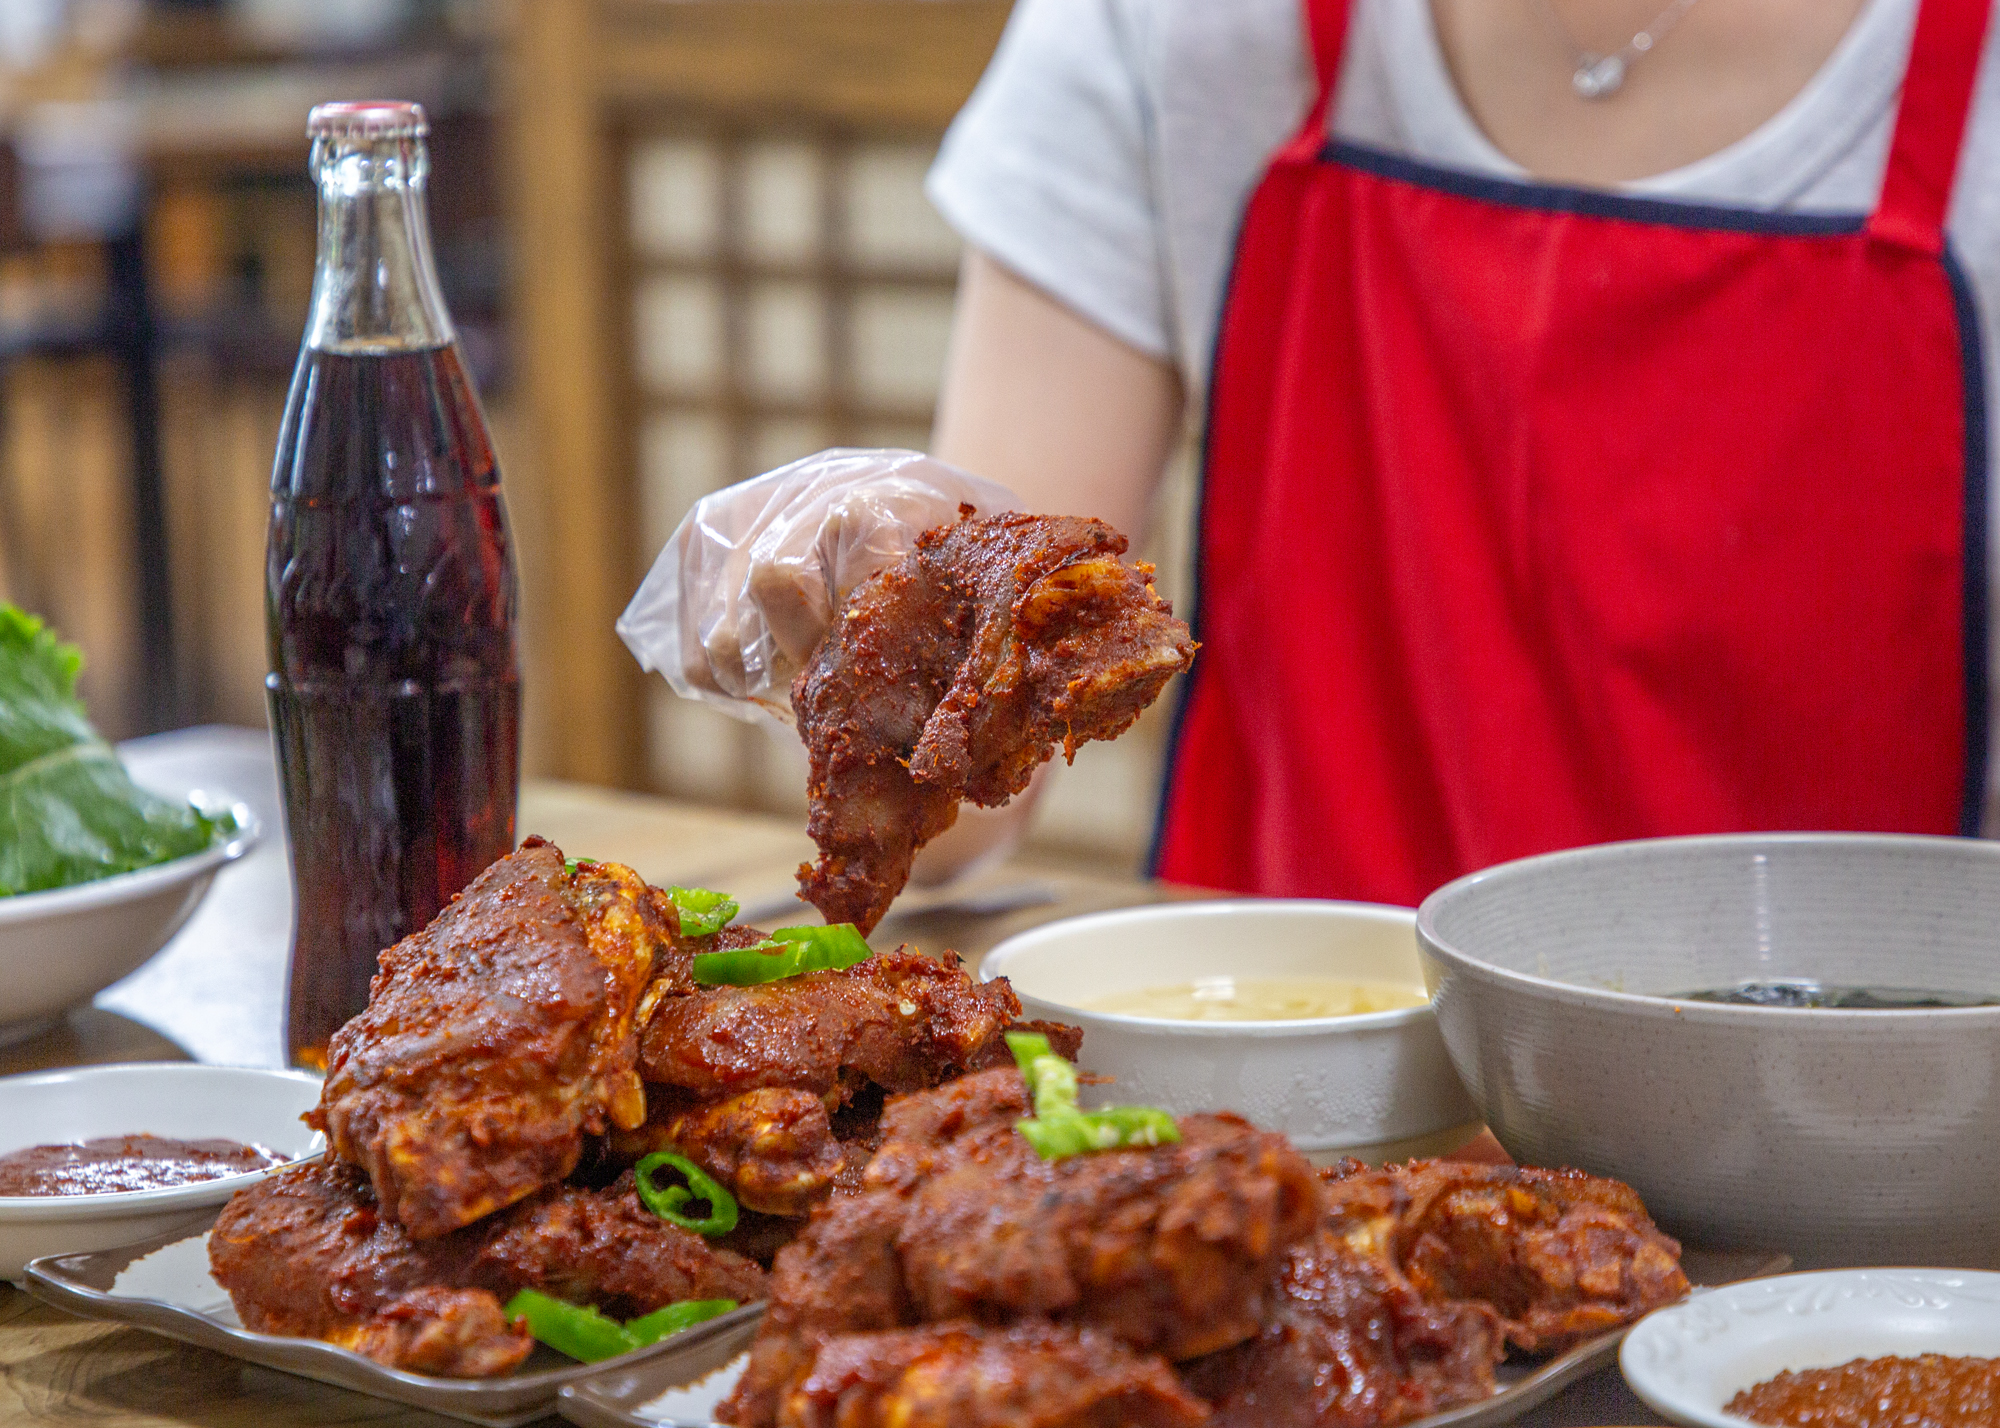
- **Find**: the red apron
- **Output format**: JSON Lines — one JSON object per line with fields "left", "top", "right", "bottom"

{"left": 1154, "top": 0, "right": 1992, "bottom": 906}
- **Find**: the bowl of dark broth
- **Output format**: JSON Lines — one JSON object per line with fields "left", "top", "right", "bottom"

{"left": 1417, "top": 833, "right": 2000, "bottom": 1270}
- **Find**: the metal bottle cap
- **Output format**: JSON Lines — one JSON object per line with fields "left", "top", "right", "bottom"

{"left": 307, "top": 102, "right": 430, "bottom": 141}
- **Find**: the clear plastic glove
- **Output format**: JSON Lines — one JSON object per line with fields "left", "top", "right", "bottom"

{"left": 618, "top": 449, "right": 1018, "bottom": 726}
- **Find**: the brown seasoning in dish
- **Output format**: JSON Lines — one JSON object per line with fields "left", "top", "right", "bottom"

{"left": 1726, "top": 1354, "right": 2000, "bottom": 1427}
{"left": 0, "top": 1135, "right": 285, "bottom": 1196}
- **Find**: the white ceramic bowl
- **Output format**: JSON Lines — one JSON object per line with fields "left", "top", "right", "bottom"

{"left": 1621, "top": 1268, "right": 2000, "bottom": 1426}
{"left": 0, "top": 807, "right": 257, "bottom": 1042}
{"left": 1417, "top": 833, "right": 2000, "bottom": 1269}
{"left": 0, "top": 1062, "right": 322, "bottom": 1279}
{"left": 980, "top": 900, "right": 1479, "bottom": 1159}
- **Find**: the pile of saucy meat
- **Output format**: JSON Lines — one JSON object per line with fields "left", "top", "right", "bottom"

{"left": 200, "top": 837, "right": 1692, "bottom": 1425}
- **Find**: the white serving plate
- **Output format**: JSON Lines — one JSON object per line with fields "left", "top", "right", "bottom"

{"left": 1621, "top": 1268, "right": 2000, "bottom": 1426}
{"left": 981, "top": 900, "right": 1479, "bottom": 1158}
{"left": 0, "top": 1062, "right": 322, "bottom": 1277}
{"left": 0, "top": 801, "right": 258, "bottom": 1041}
{"left": 24, "top": 1225, "right": 765, "bottom": 1428}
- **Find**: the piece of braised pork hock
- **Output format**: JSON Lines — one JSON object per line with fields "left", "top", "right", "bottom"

{"left": 309, "top": 838, "right": 669, "bottom": 1239}
{"left": 1181, "top": 1224, "right": 1505, "bottom": 1428}
{"left": 793, "top": 511, "right": 1196, "bottom": 933}
{"left": 783, "top": 1320, "right": 1212, "bottom": 1428}
{"left": 1320, "top": 1159, "right": 1690, "bottom": 1354}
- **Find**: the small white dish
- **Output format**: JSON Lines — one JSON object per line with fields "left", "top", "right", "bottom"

{"left": 0, "top": 1062, "right": 322, "bottom": 1277}
{"left": 980, "top": 900, "right": 1479, "bottom": 1158}
{"left": 1620, "top": 1268, "right": 2000, "bottom": 1426}
{"left": 0, "top": 801, "right": 258, "bottom": 1042}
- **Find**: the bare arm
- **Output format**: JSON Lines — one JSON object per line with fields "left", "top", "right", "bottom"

{"left": 911, "top": 249, "right": 1185, "bottom": 885}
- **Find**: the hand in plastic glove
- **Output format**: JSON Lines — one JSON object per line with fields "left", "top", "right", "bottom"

{"left": 617, "top": 449, "right": 1017, "bottom": 725}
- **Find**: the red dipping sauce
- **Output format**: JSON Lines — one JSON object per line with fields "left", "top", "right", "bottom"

{"left": 0, "top": 1135, "right": 286, "bottom": 1196}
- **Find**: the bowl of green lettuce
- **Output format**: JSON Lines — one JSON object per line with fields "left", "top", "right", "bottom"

{"left": 0, "top": 606, "right": 257, "bottom": 1040}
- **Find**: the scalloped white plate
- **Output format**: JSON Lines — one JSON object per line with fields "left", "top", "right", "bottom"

{"left": 1620, "top": 1268, "right": 2000, "bottom": 1426}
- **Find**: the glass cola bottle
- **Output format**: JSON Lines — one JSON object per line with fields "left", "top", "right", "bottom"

{"left": 267, "top": 102, "right": 520, "bottom": 1069}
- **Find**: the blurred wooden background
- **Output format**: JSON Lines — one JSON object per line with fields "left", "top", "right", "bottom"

{"left": 0, "top": 0, "right": 1198, "bottom": 872}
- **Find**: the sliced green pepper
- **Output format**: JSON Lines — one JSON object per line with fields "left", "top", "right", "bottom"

{"left": 666, "top": 885, "right": 739, "bottom": 937}
{"left": 634, "top": 1150, "right": 739, "bottom": 1236}
{"left": 1016, "top": 1107, "right": 1182, "bottom": 1160}
{"left": 624, "top": 1298, "right": 737, "bottom": 1347}
{"left": 502, "top": 1288, "right": 637, "bottom": 1362}
{"left": 503, "top": 1290, "right": 741, "bottom": 1362}
{"left": 563, "top": 858, "right": 598, "bottom": 876}
{"left": 1005, "top": 1030, "right": 1079, "bottom": 1118}
{"left": 1005, "top": 1031, "right": 1181, "bottom": 1160}
{"left": 690, "top": 923, "right": 872, "bottom": 986}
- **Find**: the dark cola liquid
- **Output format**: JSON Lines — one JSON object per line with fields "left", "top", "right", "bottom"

{"left": 267, "top": 344, "right": 518, "bottom": 1068}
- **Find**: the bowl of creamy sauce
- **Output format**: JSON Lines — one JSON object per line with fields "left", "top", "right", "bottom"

{"left": 0, "top": 1063, "right": 323, "bottom": 1279}
{"left": 979, "top": 900, "right": 1479, "bottom": 1160}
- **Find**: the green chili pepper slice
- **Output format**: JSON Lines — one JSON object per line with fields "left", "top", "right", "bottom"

{"left": 1005, "top": 1031, "right": 1181, "bottom": 1160}
{"left": 635, "top": 1150, "right": 739, "bottom": 1236}
{"left": 624, "top": 1298, "right": 738, "bottom": 1347}
{"left": 690, "top": 923, "right": 872, "bottom": 986}
{"left": 1005, "top": 1030, "right": 1079, "bottom": 1118}
{"left": 563, "top": 858, "right": 599, "bottom": 876}
{"left": 1015, "top": 1107, "right": 1182, "bottom": 1160}
{"left": 666, "top": 885, "right": 739, "bottom": 937}
{"left": 503, "top": 1288, "right": 637, "bottom": 1362}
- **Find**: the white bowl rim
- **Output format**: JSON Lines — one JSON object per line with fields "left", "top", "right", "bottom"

{"left": 981, "top": 897, "right": 1436, "bottom": 1033}
{"left": 1416, "top": 830, "right": 2000, "bottom": 1023}
{"left": 0, "top": 1063, "right": 322, "bottom": 1218}
{"left": 0, "top": 803, "right": 260, "bottom": 925}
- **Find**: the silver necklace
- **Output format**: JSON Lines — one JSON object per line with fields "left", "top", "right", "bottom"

{"left": 1532, "top": 0, "right": 1703, "bottom": 99}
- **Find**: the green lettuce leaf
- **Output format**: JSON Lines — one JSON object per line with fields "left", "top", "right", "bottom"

{"left": 0, "top": 604, "right": 220, "bottom": 896}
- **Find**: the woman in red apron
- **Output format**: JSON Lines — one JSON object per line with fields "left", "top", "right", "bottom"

{"left": 1150, "top": 0, "right": 1990, "bottom": 905}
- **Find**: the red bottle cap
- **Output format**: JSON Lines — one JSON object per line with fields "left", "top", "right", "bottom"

{"left": 307, "top": 102, "right": 429, "bottom": 140}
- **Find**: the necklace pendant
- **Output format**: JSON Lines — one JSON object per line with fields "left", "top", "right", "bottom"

{"left": 1572, "top": 53, "right": 1627, "bottom": 98}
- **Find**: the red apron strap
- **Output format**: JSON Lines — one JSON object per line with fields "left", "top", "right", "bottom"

{"left": 1278, "top": 0, "right": 1356, "bottom": 163}
{"left": 1868, "top": 0, "right": 1994, "bottom": 254}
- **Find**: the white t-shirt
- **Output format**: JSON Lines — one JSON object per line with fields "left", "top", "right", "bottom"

{"left": 926, "top": 0, "right": 2000, "bottom": 830}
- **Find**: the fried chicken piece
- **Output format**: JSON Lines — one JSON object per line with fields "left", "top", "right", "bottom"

{"left": 637, "top": 947, "right": 1027, "bottom": 1099}
{"left": 309, "top": 839, "right": 666, "bottom": 1238}
{"left": 720, "top": 1069, "right": 1321, "bottom": 1426}
{"left": 1182, "top": 1227, "right": 1504, "bottom": 1428}
{"left": 794, "top": 512, "right": 1196, "bottom": 932}
{"left": 211, "top": 1158, "right": 766, "bottom": 1377}
{"left": 785, "top": 1321, "right": 1212, "bottom": 1428}
{"left": 1322, "top": 1160, "right": 1689, "bottom": 1353}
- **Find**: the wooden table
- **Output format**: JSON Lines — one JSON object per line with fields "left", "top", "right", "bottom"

{"left": 0, "top": 726, "right": 1667, "bottom": 1427}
